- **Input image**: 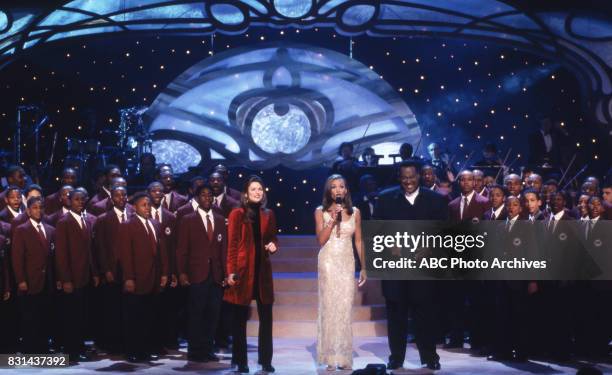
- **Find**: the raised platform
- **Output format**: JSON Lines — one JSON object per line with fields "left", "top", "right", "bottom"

{"left": 246, "top": 236, "right": 387, "bottom": 337}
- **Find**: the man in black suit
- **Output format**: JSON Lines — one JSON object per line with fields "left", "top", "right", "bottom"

{"left": 528, "top": 116, "right": 562, "bottom": 166}
{"left": 177, "top": 184, "right": 227, "bottom": 362}
{"left": 356, "top": 174, "right": 378, "bottom": 220}
{"left": 373, "top": 160, "right": 448, "bottom": 371}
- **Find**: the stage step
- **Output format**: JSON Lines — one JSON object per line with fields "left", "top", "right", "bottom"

{"left": 248, "top": 304, "right": 386, "bottom": 321}
{"left": 260, "top": 291, "right": 364, "bottom": 305}
{"left": 247, "top": 320, "right": 388, "bottom": 338}
{"left": 246, "top": 236, "right": 386, "bottom": 337}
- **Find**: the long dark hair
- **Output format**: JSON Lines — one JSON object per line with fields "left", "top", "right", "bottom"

{"left": 241, "top": 175, "right": 268, "bottom": 223}
{"left": 322, "top": 174, "right": 353, "bottom": 215}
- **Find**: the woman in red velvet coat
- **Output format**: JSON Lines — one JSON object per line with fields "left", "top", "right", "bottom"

{"left": 225, "top": 175, "right": 278, "bottom": 374}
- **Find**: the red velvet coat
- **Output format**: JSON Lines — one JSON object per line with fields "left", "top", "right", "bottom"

{"left": 118, "top": 216, "right": 169, "bottom": 295}
{"left": 11, "top": 221, "right": 55, "bottom": 295}
{"left": 176, "top": 210, "right": 227, "bottom": 285}
{"left": 224, "top": 207, "right": 278, "bottom": 306}
{"left": 54, "top": 212, "right": 97, "bottom": 289}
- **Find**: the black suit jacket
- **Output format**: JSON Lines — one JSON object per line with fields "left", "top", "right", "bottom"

{"left": 528, "top": 130, "right": 560, "bottom": 165}
{"left": 373, "top": 186, "right": 449, "bottom": 300}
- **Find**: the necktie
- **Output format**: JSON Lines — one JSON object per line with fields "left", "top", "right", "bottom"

{"left": 81, "top": 215, "right": 87, "bottom": 230}
{"left": 146, "top": 220, "right": 157, "bottom": 254}
{"left": 37, "top": 223, "right": 47, "bottom": 242}
{"left": 548, "top": 216, "right": 555, "bottom": 232}
{"left": 206, "top": 214, "right": 214, "bottom": 242}
{"left": 121, "top": 213, "right": 125, "bottom": 223}
{"left": 461, "top": 196, "right": 468, "bottom": 220}
{"left": 155, "top": 209, "right": 160, "bottom": 222}
{"left": 585, "top": 220, "right": 591, "bottom": 239}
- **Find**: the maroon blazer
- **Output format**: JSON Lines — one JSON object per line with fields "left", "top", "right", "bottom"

{"left": 176, "top": 210, "right": 226, "bottom": 285}
{"left": 214, "top": 194, "right": 240, "bottom": 219}
{"left": 118, "top": 216, "right": 169, "bottom": 295}
{"left": 0, "top": 232, "right": 8, "bottom": 295}
{"left": 448, "top": 192, "right": 490, "bottom": 222}
{"left": 153, "top": 207, "right": 177, "bottom": 276}
{"left": 92, "top": 210, "right": 126, "bottom": 279}
{"left": 86, "top": 189, "right": 110, "bottom": 212}
{"left": 162, "top": 191, "right": 188, "bottom": 214}
{"left": 54, "top": 212, "right": 97, "bottom": 289}
{"left": 176, "top": 200, "right": 197, "bottom": 222}
{"left": 90, "top": 198, "right": 134, "bottom": 217}
{"left": 46, "top": 209, "right": 68, "bottom": 227}
{"left": 10, "top": 212, "right": 50, "bottom": 237}
{"left": 11, "top": 221, "right": 55, "bottom": 295}
{"left": 224, "top": 207, "right": 278, "bottom": 306}
{"left": 227, "top": 187, "right": 241, "bottom": 202}
{"left": 0, "top": 207, "right": 20, "bottom": 224}
{"left": 44, "top": 191, "right": 62, "bottom": 215}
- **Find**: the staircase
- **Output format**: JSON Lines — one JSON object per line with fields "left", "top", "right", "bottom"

{"left": 246, "top": 235, "right": 387, "bottom": 338}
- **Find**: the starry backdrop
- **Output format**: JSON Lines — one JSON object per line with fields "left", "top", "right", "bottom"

{"left": 0, "top": 27, "right": 607, "bottom": 233}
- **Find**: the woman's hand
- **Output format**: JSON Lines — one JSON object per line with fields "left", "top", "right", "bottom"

{"left": 265, "top": 242, "right": 277, "bottom": 253}
{"left": 332, "top": 204, "right": 343, "bottom": 222}
{"left": 227, "top": 274, "right": 237, "bottom": 286}
{"left": 358, "top": 270, "right": 367, "bottom": 287}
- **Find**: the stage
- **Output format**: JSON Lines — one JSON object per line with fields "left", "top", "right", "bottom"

{"left": 1, "top": 338, "right": 609, "bottom": 374}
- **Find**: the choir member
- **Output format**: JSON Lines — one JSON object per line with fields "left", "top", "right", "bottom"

{"left": 86, "top": 165, "right": 122, "bottom": 212}
{"left": 449, "top": 170, "right": 490, "bottom": 222}
{"left": 47, "top": 185, "right": 74, "bottom": 227}
{"left": 118, "top": 193, "right": 168, "bottom": 362}
{"left": 603, "top": 181, "right": 612, "bottom": 219}
{"left": 209, "top": 172, "right": 240, "bottom": 218}
{"left": 55, "top": 188, "right": 98, "bottom": 363}
{"left": 0, "top": 214, "right": 15, "bottom": 354}
{"left": 44, "top": 167, "right": 77, "bottom": 215}
{"left": 504, "top": 174, "right": 522, "bottom": 198}
{"left": 148, "top": 181, "right": 179, "bottom": 350}
{"left": 488, "top": 196, "right": 534, "bottom": 362}
{"left": 92, "top": 185, "right": 129, "bottom": 353}
{"left": 89, "top": 177, "right": 129, "bottom": 216}
{"left": 420, "top": 165, "right": 438, "bottom": 191}
{"left": 11, "top": 196, "right": 55, "bottom": 353}
{"left": 10, "top": 184, "right": 44, "bottom": 234}
{"left": 483, "top": 184, "right": 507, "bottom": 220}
{"left": 209, "top": 171, "right": 239, "bottom": 349}
{"left": 522, "top": 189, "right": 545, "bottom": 221}
{"left": 159, "top": 168, "right": 187, "bottom": 213}
{"left": 213, "top": 164, "right": 241, "bottom": 202}
{"left": 526, "top": 173, "right": 543, "bottom": 193}
{"left": 175, "top": 176, "right": 205, "bottom": 221}
{"left": 176, "top": 184, "right": 227, "bottom": 362}
{"left": 0, "top": 186, "right": 23, "bottom": 223}
{"left": 0, "top": 166, "right": 26, "bottom": 212}
{"left": 225, "top": 176, "right": 278, "bottom": 373}
{"left": 356, "top": 174, "right": 378, "bottom": 220}
{"left": 473, "top": 169, "right": 488, "bottom": 197}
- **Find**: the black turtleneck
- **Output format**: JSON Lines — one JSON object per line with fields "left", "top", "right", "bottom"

{"left": 249, "top": 202, "right": 262, "bottom": 300}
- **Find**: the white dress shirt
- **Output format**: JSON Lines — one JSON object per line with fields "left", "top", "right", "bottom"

{"left": 30, "top": 218, "right": 46, "bottom": 238}
{"left": 492, "top": 204, "right": 505, "bottom": 220}
{"left": 460, "top": 191, "right": 475, "bottom": 219}
{"left": 541, "top": 129, "right": 552, "bottom": 153}
{"left": 136, "top": 214, "right": 156, "bottom": 241}
{"left": 198, "top": 208, "right": 215, "bottom": 232}
{"left": 404, "top": 188, "right": 419, "bottom": 205}
{"left": 113, "top": 207, "right": 127, "bottom": 223}
{"left": 151, "top": 205, "right": 163, "bottom": 222}
{"left": 7, "top": 205, "right": 21, "bottom": 218}
{"left": 69, "top": 210, "right": 85, "bottom": 229}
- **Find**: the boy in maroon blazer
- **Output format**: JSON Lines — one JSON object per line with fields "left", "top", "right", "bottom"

{"left": 159, "top": 169, "right": 187, "bottom": 213}
{"left": 54, "top": 188, "right": 98, "bottom": 363}
{"left": 148, "top": 181, "right": 179, "bottom": 350}
{"left": 448, "top": 170, "right": 490, "bottom": 223}
{"left": 0, "top": 186, "right": 24, "bottom": 224}
{"left": 177, "top": 184, "right": 227, "bottom": 362}
{"left": 92, "top": 185, "right": 130, "bottom": 353}
{"left": 44, "top": 167, "right": 77, "bottom": 215}
{"left": 11, "top": 196, "right": 55, "bottom": 353}
{"left": 89, "top": 177, "right": 130, "bottom": 217}
{"left": 118, "top": 192, "right": 169, "bottom": 362}
{"left": 10, "top": 184, "right": 44, "bottom": 235}
{"left": 175, "top": 176, "right": 206, "bottom": 222}
{"left": 46, "top": 185, "right": 74, "bottom": 227}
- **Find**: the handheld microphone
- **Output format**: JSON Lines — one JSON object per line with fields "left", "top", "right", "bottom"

{"left": 335, "top": 196, "right": 343, "bottom": 222}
